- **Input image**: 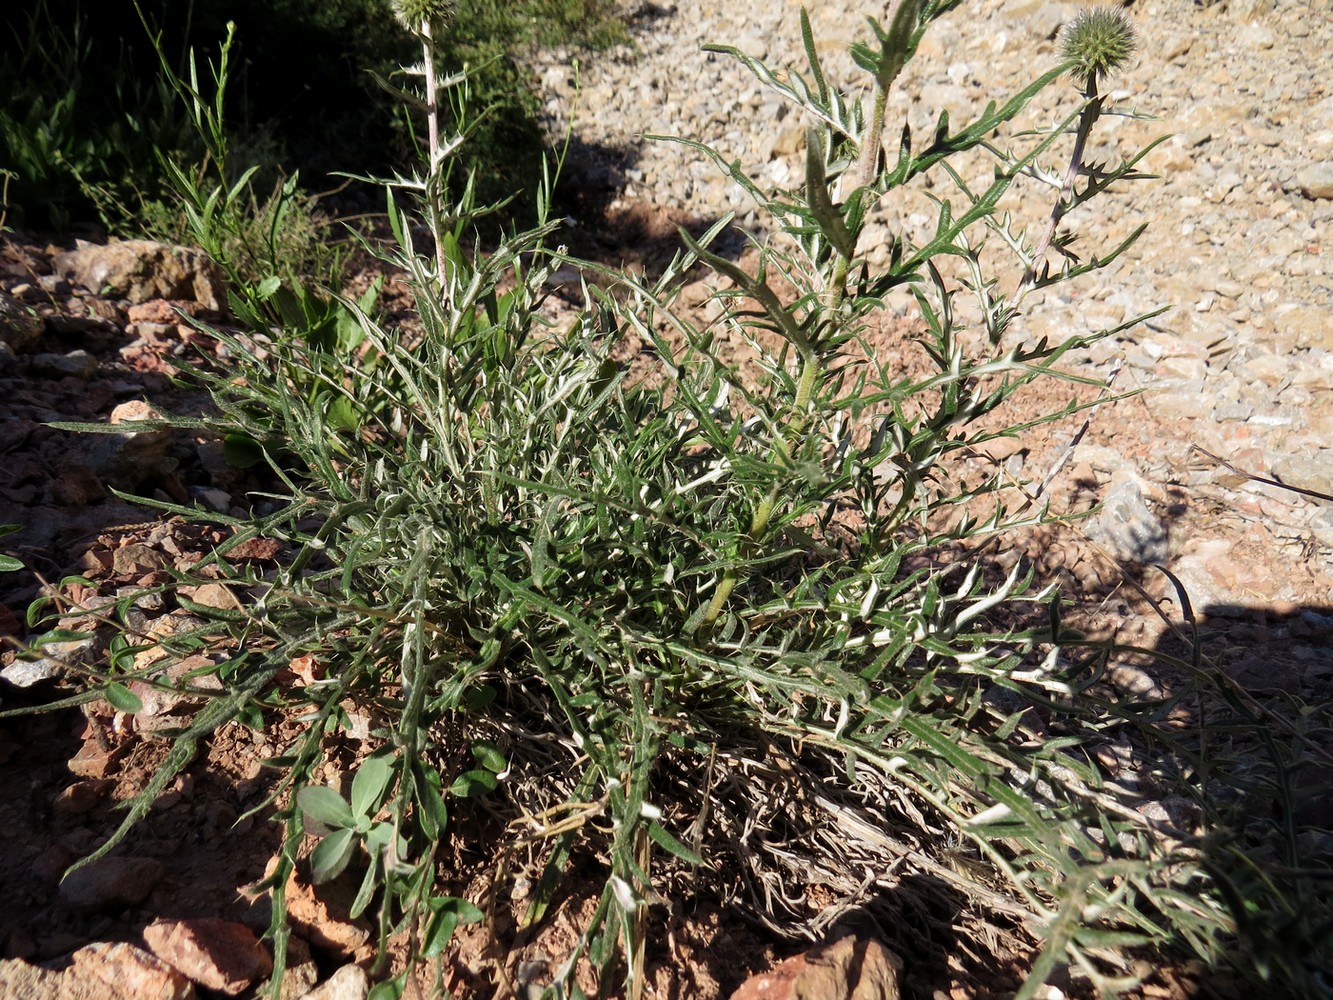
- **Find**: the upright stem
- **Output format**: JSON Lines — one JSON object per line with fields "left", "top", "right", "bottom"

{"left": 420, "top": 17, "right": 450, "bottom": 297}
{"left": 1006, "top": 75, "right": 1102, "bottom": 319}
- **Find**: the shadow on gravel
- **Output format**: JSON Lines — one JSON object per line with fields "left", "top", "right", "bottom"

{"left": 555, "top": 133, "right": 748, "bottom": 279}
{"left": 1151, "top": 600, "right": 1333, "bottom": 997}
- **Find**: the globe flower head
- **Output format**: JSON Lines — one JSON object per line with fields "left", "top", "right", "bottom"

{"left": 1061, "top": 7, "right": 1137, "bottom": 90}
{"left": 393, "top": 0, "right": 457, "bottom": 30}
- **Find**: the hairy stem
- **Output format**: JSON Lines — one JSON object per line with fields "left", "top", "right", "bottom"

{"left": 420, "top": 17, "right": 450, "bottom": 298}
{"left": 1006, "top": 76, "right": 1103, "bottom": 318}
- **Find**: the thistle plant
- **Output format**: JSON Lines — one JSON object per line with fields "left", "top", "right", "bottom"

{"left": 24, "top": 3, "right": 1331, "bottom": 998}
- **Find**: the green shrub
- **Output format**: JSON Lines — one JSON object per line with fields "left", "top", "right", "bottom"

{"left": 27, "top": 2, "right": 1333, "bottom": 998}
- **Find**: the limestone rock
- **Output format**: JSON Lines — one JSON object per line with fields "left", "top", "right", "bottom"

{"left": 1085, "top": 472, "right": 1169, "bottom": 565}
{"left": 54, "top": 240, "right": 225, "bottom": 310}
{"left": 1271, "top": 454, "right": 1333, "bottom": 502}
{"left": 297, "top": 964, "right": 369, "bottom": 1000}
{"left": 1, "top": 632, "right": 107, "bottom": 689}
{"left": 1295, "top": 163, "right": 1333, "bottom": 200}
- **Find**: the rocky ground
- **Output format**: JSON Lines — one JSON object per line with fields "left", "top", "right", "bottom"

{"left": 0, "top": 0, "right": 1330, "bottom": 998}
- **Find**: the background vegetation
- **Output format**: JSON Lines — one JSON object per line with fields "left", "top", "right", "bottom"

{"left": 0, "top": 0, "right": 626, "bottom": 231}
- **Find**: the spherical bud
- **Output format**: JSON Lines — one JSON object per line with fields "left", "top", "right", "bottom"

{"left": 1061, "top": 7, "right": 1137, "bottom": 87}
{"left": 392, "top": 0, "right": 457, "bottom": 30}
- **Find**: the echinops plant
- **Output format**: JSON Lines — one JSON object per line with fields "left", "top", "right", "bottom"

{"left": 24, "top": 2, "right": 1332, "bottom": 997}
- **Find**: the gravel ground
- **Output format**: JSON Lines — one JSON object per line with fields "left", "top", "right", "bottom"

{"left": 528, "top": 0, "right": 1333, "bottom": 616}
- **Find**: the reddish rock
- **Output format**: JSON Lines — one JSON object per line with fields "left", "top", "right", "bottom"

{"left": 70, "top": 942, "right": 196, "bottom": 1000}
{"left": 728, "top": 935, "right": 902, "bottom": 1000}
{"left": 32, "top": 844, "right": 72, "bottom": 884}
{"left": 143, "top": 918, "right": 271, "bottom": 997}
{"left": 51, "top": 465, "right": 107, "bottom": 506}
{"left": 67, "top": 739, "right": 131, "bottom": 779}
{"left": 0, "top": 943, "right": 197, "bottom": 999}
{"left": 126, "top": 300, "right": 201, "bottom": 325}
{"left": 59, "top": 857, "right": 165, "bottom": 914}
{"left": 255, "top": 860, "right": 372, "bottom": 961}
{"left": 52, "top": 779, "right": 116, "bottom": 818}
{"left": 227, "top": 536, "right": 284, "bottom": 563}
{"left": 111, "top": 543, "right": 167, "bottom": 578}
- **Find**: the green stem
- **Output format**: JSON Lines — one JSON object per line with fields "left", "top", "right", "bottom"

{"left": 699, "top": 27, "right": 899, "bottom": 633}
{"left": 698, "top": 345, "right": 819, "bottom": 630}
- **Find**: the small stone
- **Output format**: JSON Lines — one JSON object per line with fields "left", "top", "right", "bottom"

{"left": 59, "top": 856, "right": 165, "bottom": 913}
{"left": 1274, "top": 305, "right": 1333, "bottom": 350}
{"left": 177, "top": 581, "right": 241, "bottom": 611}
{"left": 1085, "top": 473, "right": 1169, "bottom": 565}
{"left": 30, "top": 349, "right": 98, "bottom": 379}
{"left": 1270, "top": 454, "right": 1333, "bottom": 502}
{"left": 298, "top": 964, "right": 370, "bottom": 1000}
{"left": 52, "top": 779, "right": 116, "bottom": 818}
{"left": 32, "top": 844, "right": 72, "bottom": 883}
{"left": 1149, "top": 381, "right": 1214, "bottom": 421}
{"left": 1, "top": 633, "right": 106, "bottom": 688}
{"left": 67, "top": 738, "right": 131, "bottom": 779}
{"left": 257, "top": 860, "right": 372, "bottom": 961}
{"left": 142, "top": 918, "right": 272, "bottom": 997}
{"left": 70, "top": 941, "right": 197, "bottom": 1000}
{"left": 0, "top": 959, "right": 73, "bottom": 999}
{"left": 112, "top": 543, "right": 167, "bottom": 578}
{"left": 78, "top": 400, "right": 176, "bottom": 491}
{"left": 1310, "top": 510, "right": 1333, "bottom": 551}
{"left": 1295, "top": 163, "right": 1333, "bottom": 201}
{"left": 51, "top": 465, "right": 107, "bottom": 506}
{"left": 276, "top": 936, "right": 319, "bottom": 1000}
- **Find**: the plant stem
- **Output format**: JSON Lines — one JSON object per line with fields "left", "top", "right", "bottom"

{"left": 1006, "top": 75, "right": 1103, "bottom": 318}
{"left": 420, "top": 17, "right": 450, "bottom": 297}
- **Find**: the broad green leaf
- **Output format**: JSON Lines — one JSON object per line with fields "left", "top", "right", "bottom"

{"left": 422, "top": 897, "right": 483, "bottom": 957}
{"left": 366, "top": 972, "right": 406, "bottom": 1000}
{"left": 297, "top": 785, "right": 354, "bottom": 829}
{"left": 310, "top": 826, "right": 357, "bottom": 884}
{"left": 449, "top": 769, "right": 498, "bottom": 798}
{"left": 351, "top": 755, "right": 394, "bottom": 819}
{"left": 222, "top": 432, "right": 265, "bottom": 469}
{"left": 417, "top": 769, "right": 449, "bottom": 840}
{"left": 323, "top": 394, "right": 361, "bottom": 434}
{"left": 470, "top": 739, "right": 506, "bottom": 773}
{"left": 349, "top": 845, "right": 382, "bottom": 919}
